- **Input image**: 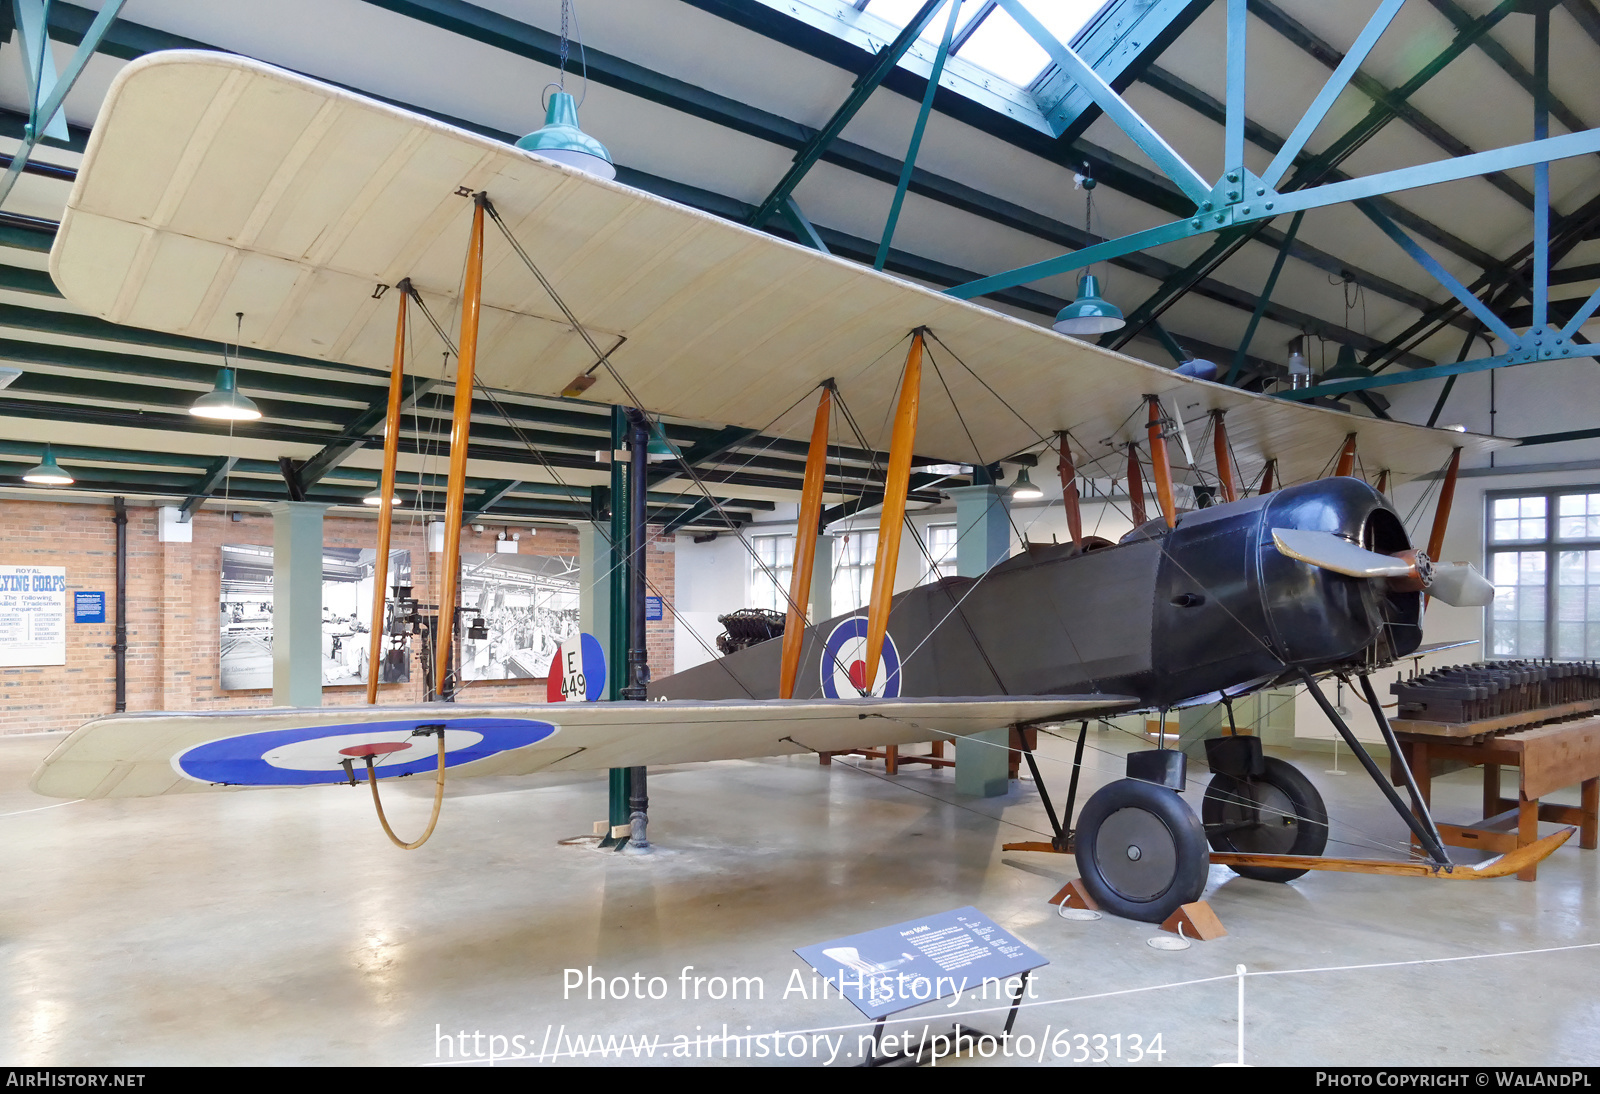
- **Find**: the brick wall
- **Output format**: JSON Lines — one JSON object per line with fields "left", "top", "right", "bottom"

{"left": 0, "top": 500, "right": 663, "bottom": 735}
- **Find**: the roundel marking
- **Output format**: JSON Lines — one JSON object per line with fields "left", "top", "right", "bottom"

{"left": 819, "top": 617, "right": 902, "bottom": 699}
{"left": 172, "top": 717, "right": 558, "bottom": 787}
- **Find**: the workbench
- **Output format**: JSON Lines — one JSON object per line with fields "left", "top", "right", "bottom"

{"left": 1391, "top": 710, "right": 1600, "bottom": 880}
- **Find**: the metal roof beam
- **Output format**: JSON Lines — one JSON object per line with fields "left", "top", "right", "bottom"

{"left": 298, "top": 375, "right": 441, "bottom": 487}
{"left": 1427, "top": 0, "right": 1592, "bottom": 140}
{"left": 748, "top": 0, "right": 949, "bottom": 226}
{"left": 177, "top": 456, "right": 238, "bottom": 521}
{"left": 1249, "top": 0, "right": 1534, "bottom": 210}
{"left": 1098, "top": 0, "right": 1519, "bottom": 355}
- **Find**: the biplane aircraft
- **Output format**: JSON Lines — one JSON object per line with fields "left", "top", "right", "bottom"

{"left": 29, "top": 52, "right": 1575, "bottom": 924}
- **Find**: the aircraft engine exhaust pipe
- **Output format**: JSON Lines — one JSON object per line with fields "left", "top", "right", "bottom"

{"left": 1270, "top": 528, "right": 1494, "bottom": 607}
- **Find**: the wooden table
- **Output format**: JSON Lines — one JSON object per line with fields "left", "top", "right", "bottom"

{"left": 1392, "top": 713, "right": 1600, "bottom": 880}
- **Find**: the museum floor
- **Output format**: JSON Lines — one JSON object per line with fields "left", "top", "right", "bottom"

{"left": 3, "top": 723, "right": 1596, "bottom": 1068}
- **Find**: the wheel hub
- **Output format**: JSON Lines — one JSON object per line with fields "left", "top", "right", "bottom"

{"left": 1096, "top": 806, "right": 1178, "bottom": 900}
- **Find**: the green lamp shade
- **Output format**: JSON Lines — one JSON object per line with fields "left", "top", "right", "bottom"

{"left": 645, "top": 423, "right": 677, "bottom": 463}
{"left": 22, "top": 444, "right": 72, "bottom": 485}
{"left": 1053, "top": 274, "right": 1125, "bottom": 335}
{"left": 1010, "top": 466, "right": 1043, "bottom": 500}
{"left": 516, "top": 91, "right": 616, "bottom": 180}
{"left": 190, "top": 367, "right": 262, "bottom": 421}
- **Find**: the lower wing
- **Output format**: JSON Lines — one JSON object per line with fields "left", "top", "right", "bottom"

{"left": 31, "top": 695, "right": 1135, "bottom": 799}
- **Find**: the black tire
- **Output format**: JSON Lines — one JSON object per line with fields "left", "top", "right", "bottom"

{"left": 1073, "top": 778, "right": 1209, "bottom": 923}
{"left": 1203, "top": 756, "right": 1329, "bottom": 882}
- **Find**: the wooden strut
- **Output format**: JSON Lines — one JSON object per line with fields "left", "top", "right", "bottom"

{"left": 1334, "top": 432, "right": 1358, "bottom": 478}
{"left": 1145, "top": 396, "right": 1177, "bottom": 529}
{"left": 1126, "top": 443, "right": 1147, "bottom": 527}
{"left": 863, "top": 331, "right": 923, "bottom": 692}
{"left": 434, "top": 195, "right": 487, "bottom": 697}
{"left": 779, "top": 384, "right": 831, "bottom": 699}
{"left": 366, "top": 283, "right": 408, "bottom": 705}
{"left": 1057, "top": 431, "right": 1082, "bottom": 548}
{"left": 1210, "top": 826, "right": 1574, "bottom": 879}
{"left": 1211, "top": 410, "right": 1236, "bottom": 504}
{"left": 1427, "top": 447, "right": 1463, "bottom": 562}
{"left": 1011, "top": 828, "right": 1576, "bottom": 879}
{"left": 1375, "top": 469, "right": 1390, "bottom": 497}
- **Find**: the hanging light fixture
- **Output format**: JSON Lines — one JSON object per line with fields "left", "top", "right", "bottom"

{"left": 363, "top": 492, "right": 403, "bottom": 507}
{"left": 1010, "top": 466, "right": 1043, "bottom": 500}
{"left": 645, "top": 421, "right": 676, "bottom": 463}
{"left": 1286, "top": 335, "right": 1311, "bottom": 390}
{"left": 516, "top": 1, "right": 615, "bottom": 180}
{"left": 1054, "top": 169, "right": 1125, "bottom": 336}
{"left": 22, "top": 444, "right": 73, "bottom": 485}
{"left": 190, "top": 367, "right": 263, "bottom": 420}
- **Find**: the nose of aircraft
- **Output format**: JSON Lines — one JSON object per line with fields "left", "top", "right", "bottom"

{"left": 1269, "top": 527, "right": 1495, "bottom": 607}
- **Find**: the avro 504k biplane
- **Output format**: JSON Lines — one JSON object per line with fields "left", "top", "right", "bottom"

{"left": 30, "top": 52, "right": 1574, "bottom": 923}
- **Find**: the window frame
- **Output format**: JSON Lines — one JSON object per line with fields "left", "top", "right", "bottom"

{"left": 748, "top": 532, "right": 795, "bottom": 614}
{"left": 1484, "top": 485, "right": 1600, "bottom": 658}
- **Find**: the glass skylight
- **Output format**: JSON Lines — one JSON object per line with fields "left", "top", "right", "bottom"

{"left": 857, "top": 0, "right": 1107, "bottom": 88}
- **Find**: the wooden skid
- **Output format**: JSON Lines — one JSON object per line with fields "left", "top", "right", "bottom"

{"left": 1210, "top": 826, "right": 1574, "bottom": 879}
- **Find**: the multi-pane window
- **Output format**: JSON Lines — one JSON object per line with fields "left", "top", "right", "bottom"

{"left": 1488, "top": 490, "right": 1600, "bottom": 658}
{"left": 749, "top": 534, "right": 794, "bottom": 613}
{"left": 925, "top": 523, "right": 957, "bottom": 582}
{"left": 833, "top": 530, "right": 878, "bottom": 616}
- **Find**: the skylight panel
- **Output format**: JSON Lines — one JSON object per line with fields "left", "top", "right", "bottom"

{"left": 860, "top": 0, "right": 983, "bottom": 46}
{"left": 954, "top": 6, "right": 1050, "bottom": 86}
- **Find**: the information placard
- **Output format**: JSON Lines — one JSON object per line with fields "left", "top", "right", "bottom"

{"left": 794, "top": 906, "right": 1047, "bottom": 1019}
{"left": 0, "top": 565, "right": 66, "bottom": 666}
{"left": 74, "top": 591, "right": 106, "bottom": 623}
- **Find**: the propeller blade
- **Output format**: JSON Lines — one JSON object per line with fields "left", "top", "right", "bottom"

{"left": 1270, "top": 528, "right": 1415, "bottom": 578}
{"left": 1428, "top": 562, "right": 1496, "bottom": 607}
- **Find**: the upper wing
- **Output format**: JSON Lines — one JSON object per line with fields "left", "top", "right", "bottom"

{"left": 50, "top": 51, "right": 1507, "bottom": 485}
{"left": 31, "top": 695, "right": 1134, "bottom": 799}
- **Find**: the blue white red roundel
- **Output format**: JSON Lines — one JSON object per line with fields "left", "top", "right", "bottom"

{"left": 819, "top": 617, "right": 901, "bottom": 699}
{"left": 172, "top": 718, "right": 557, "bottom": 786}
{"left": 546, "top": 632, "right": 606, "bottom": 702}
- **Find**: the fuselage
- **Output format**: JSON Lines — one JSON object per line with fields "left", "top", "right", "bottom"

{"left": 652, "top": 478, "right": 1421, "bottom": 711}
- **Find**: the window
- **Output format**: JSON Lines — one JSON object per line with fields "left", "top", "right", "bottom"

{"left": 1487, "top": 489, "right": 1600, "bottom": 657}
{"left": 833, "top": 530, "right": 879, "bottom": 616}
{"left": 925, "top": 523, "right": 957, "bottom": 582}
{"left": 749, "top": 534, "right": 794, "bottom": 613}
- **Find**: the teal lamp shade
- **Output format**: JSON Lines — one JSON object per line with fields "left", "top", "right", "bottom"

{"left": 516, "top": 91, "right": 616, "bottom": 180}
{"left": 190, "top": 367, "right": 262, "bottom": 421}
{"left": 1010, "top": 467, "right": 1043, "bottom": 500}
{"left": 1053, "top": 274, "right": 1125, "bottom": 335}
{"left": 22, "top": 444, "right": 72, "bottom": 485}
{"left": 645, "top": 422, "right": 676, "bottom": 463}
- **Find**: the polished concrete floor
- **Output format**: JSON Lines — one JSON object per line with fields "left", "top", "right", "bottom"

{"left": 3, "top": 723, "right": 1597, "bottom": 1067}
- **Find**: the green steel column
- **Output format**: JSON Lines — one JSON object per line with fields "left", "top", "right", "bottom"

{"left": 267, "top": 501, "right": 329, "bottom": 708}
{"left": 605, "top": 407, "right": 632, "bottom": 842}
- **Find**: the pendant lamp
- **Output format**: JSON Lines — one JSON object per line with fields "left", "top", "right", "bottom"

{"left": 517, "top": 91, "right": 615, "bottom": 180}
{"left": 22, "top": 444, "right": 73, "bottom": 485}
{"left": 1010, "top": 467, "right": 1043, "bottom": 500}
{"left": 1053, "top": 274, "right": 1126, "bottom": 335}
{"left": 190, "top": 368, "right": 262, "bottom": 421}
{"left": 516, "top": 2, "right": 614, "bottom": 179}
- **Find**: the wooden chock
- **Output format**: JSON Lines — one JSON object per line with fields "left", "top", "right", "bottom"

{"left": 1047, "top": 878, "right": 1099, "bottom": 910}
{"left": 1160, "top": 901, "right": 1226, "bottom": 941}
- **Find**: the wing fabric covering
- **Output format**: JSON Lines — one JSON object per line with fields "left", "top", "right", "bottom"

{"left": 50, "top": 51, "right": 1507, "bottom": 483}
{"left": 31, "top": 697, "right": 1133, "bottom": 800}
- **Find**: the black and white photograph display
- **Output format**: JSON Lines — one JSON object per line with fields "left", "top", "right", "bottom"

{"left": 219, "top": 545, "right": 411, "bottom": 690}
{"left": 458, "top": 552, "right": 579, "bottom": 681}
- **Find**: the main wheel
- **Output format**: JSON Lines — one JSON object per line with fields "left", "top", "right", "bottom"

{"left": 1073, "top": 778, "right": 1208, "bottom": 923}
{"left": 1203, "top": 756, "right": 1328, "bottom": 882}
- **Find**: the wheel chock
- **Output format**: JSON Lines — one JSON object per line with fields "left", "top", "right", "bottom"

{"left": 1159, "top": 900, "right": 1226, "bottom": 941}
{"left": 1047, "top": 878, "right": 1099, "bottom": 910}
